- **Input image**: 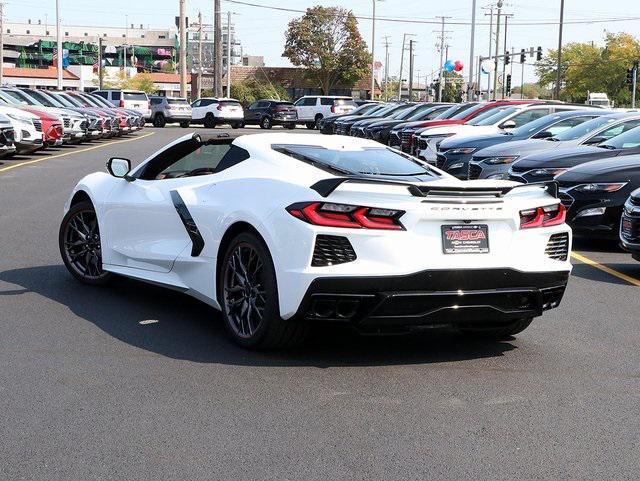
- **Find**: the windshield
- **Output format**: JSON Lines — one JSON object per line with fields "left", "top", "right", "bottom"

{"left": 87, "top": 94, "right": 112, "bottom": 107}
{"left": 600, "top": 125, "right": 640, "bottom": 149}
{"left": 408, "top": 106, "right": 443, "bottom": 121}
{"left": 394, "top": 104, "right": 428, "bottom": 120}
{"left": 469, "top": 107, "right": 517, "bottom": 126}
{"left": 450, "top": 103, "right": 489, "bottom": 120}
{"left": 273, "top": 144, "right": 437, "bottom": 176}
{"left": 350, "top": 103, "right": 379, "bottom": 115}
{"left": 22, "top": 90, "right": 61, "bottom": 108}
{"left": 511, "top": 114, "right": 563, "bottom": 136}
{"left": 387, "top": 105, "right": 418, "bottom": 119}
{"left": 552, "top": 116, "right": 618, "bottom": 141}
{"left": 59, "top": 93, "right": 85, "bottom": 108}
{"left": 589, "top": 100, "right": 610, "bottom": 106}
{"left": 3, "top": 89, "right": 40, "bottom": 106}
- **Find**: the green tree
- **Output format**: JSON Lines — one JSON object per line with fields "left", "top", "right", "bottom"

{"left": 230, "top": 79, "right": 290, "bottom": 105}
{"left": 283, "top": 6, "right": 371, "bottom": 95}
{"left": 536, "top": 32, "right": 640, "bottom": 106}
{"left": 435, "top": 71, "right": 464, "bottom": 103}
{"left": 380, "top": 76, "right": 400, "bottom": 100}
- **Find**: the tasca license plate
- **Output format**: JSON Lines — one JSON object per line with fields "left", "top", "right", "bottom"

{"left": 442, "top": 224, "right": 489, "bottom": 254}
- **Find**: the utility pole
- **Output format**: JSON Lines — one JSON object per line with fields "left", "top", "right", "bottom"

{"left": 55, "top": 0, "right": 63, "bottom": 89}
{"left": 197, "top": 11, "right": 203, "bottom": 99}
{"left": 0, "top": 3, "right": 4, "bottom": 87}
{"left": 398, "top": 34, "right": 407, "bottom": 100}
{"left": 382, "top": 36, "right": 390, "bottom": 101}
{"left": 555, "top": 0, "right": 565, "bottom": 100}
{"left": 226, "top": 11, "right": 231, "bottom": 97}
{"left": 98, "top": 37, "right": 103, "bottom": 89}
{"left": 492, "top": 1, "right": 503, "bottom": 101}
{"left": 408, "top": 39, "right": 414, "bottom": 100}
{"left": 468, "top": 0, "right": 477, "bottom": 100}
{"left": 632, "top": 61, "right": 638, "bottom": 109}
{"left": 485, "top": 6, "right": 493, "bottom": 100}
{"left": 179, "top": 0, "right": 187, "bottom": 98}
{"left": 213, "top": 0, "right": 222, "bottom": 97}
{"left": 435, "top": 16, "right": 451, "bottom": 102}
{"left": 370, "top": 0, "right": 377, "bottom": 100}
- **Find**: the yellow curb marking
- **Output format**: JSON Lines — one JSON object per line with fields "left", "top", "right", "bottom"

{"left": 571, "top": 251, "right": 640, "bottom": 287}
{"left": 0, "top": 131, "right": 156, "bottom": 174}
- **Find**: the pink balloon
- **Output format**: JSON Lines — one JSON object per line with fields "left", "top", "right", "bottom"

{"left": 454, "top": 61, "right": 464, "bottom": 72}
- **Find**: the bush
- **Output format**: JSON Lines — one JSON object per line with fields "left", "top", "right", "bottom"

{"left": 230, "top": 79, "right": 290, "bottom": 105}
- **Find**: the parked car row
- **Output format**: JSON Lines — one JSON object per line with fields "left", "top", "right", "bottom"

{"left": 0, "top": 88, "right": 145, "bottom": 159}
{"left": 319, "top": 97, "right": 640, "bottom": 265}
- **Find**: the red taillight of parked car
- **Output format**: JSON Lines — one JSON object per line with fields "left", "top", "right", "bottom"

{"left": 330, "top": 105, "right": 336, "bottom": 113}
{"left": 119, "top": 99, "right": 125, "bottom": 108}
{"left": 520, "top": 203, "right": 566, "bottom": 229}
{"left": 287, "top": 202, "right": 405, "bottom": 230}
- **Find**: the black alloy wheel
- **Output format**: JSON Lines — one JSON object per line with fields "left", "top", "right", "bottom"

{"left": 59, "top": 200, "right": 113, "bottom": 285}
{"left": 153, "top": 114, "right": 166, "bottom": 128}
{"left": 180, "top": 120, "right": 190, "bottom": 128}
{"left": 260, "top": 116, "right": 272, "bottom": 129}
{"left": 219, "top": 232, "right": 308, "bottom": 348}
{"left": 204, "top": 114, "right": 216, "bottom": 129}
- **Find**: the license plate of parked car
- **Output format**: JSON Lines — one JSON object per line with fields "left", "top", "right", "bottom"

{"left": 622, "top": 218, "right": 633, "bottom": 237}
{"left": 442, "top": 224, "right": 490, "bottom": 254}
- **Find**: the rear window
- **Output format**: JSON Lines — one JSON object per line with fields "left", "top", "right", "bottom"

{"left": 167, "top": 98, "right": 189, "bottom": 105}
{"left": 272, "top": 144, "right": 437, "bottom": 177}
{"left": 219, "top": 100, "right": 242, "bottom": 107}
{"left": 333, "top": 98, "right": 356, "bottom": 107}
{"left": 123, "top": 91, "right": 148, "bottom": 101}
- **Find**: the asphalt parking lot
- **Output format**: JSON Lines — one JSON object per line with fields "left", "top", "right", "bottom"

{"left": 1, "top": 126, "right": 640, "bottom": 480}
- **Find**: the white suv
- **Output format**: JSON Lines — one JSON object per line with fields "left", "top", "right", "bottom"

{"left": 93, "top": 90, "right": 151, "bottom": 118}
{"left": 190, "top": 98, "right": 244, "bottom": 128}
{"left": 294, "top": 96, "right": 357, "bottom": 129}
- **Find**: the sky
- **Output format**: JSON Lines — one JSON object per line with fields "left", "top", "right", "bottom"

{"left": 9, "top": 0, "right": 640, "bottom": 87}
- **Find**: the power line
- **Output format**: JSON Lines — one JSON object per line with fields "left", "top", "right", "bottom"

{"left": 224, "top": 0, "right": 640, "bottom": 26}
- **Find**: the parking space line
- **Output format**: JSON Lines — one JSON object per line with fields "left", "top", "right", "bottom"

{"left": 0, "top": 132, "right": 155, "bottom": 174}
{"left": 571, "top": 252, "right": 640, "bottom": 287}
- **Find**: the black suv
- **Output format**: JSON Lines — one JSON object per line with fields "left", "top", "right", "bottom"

{"left": 243, "top": 99, "right": 297, "bottom": 129}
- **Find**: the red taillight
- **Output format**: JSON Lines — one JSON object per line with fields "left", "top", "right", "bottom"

{"left": 119, "top": 99, "right": 125, "bottom": 108}
{"left": 330, "top": 105, "right": 336, "bottom": 113}
{"left": 520, "top": 203, "right": 566, "bottom": 229}
{"left": 287, "top": 202, "right": 404, "bottom": 230}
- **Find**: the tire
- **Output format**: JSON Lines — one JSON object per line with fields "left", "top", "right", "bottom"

{"left": 180, "top": 120, "right": 190, "bottom": 128}
{"left": 59, "top": 200, "right": 114, "bottom": 286}
{"left": 231, "top": 122, "right": 242, "bottom": 129}
{"left": 460, "top": 317, "right": 534, "bottom": 339}
{"left": 218, "top": 231, "right": 308, "bottom": 349}
{"left": 153, "top": 114, "right": 166, "bottom": 128}
{"left": 204, "top": 114, "right": 216, "bottom": 129}
{"left": 285, "top": 123, "right": 296, "bottom": 130}
{"left": 260, "top": 116, "right": 272, "bottom": 129}
{"left": 314, "top": 114, "right": 323, "bottom": 130}
{"left": 305, "top": 122, "right": 316, "bottom": 130}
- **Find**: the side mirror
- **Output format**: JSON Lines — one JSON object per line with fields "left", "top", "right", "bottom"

{"left": 584, "top": 136, "right": 606, "bottom": 145}
{"left": 106, "top": 157, "right": 132, "bottom": 178}
{"left": 500, "top": 120, "right": 516, "bottom": 129}
{"left": 533, "top": 130, "right": 553, "bottom": 139}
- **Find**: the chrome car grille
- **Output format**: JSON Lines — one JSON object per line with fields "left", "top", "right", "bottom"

{"left": 33, "top": 119, "right": 42, "bottom": 132}
{"left": 545, "top": 233, "right": 570, "bottom": 261}
{"left": 63, "top": 118, "right": 71, "bottom": 128}
{"left": 389, "top": 131, "right": 401, "bottom": 147}
{"left": 418, "top": 138, "right": 428, "bottom": 150}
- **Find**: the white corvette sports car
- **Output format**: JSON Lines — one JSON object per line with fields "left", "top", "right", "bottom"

{"left": 59, "top": 132, "right": 572, "bottom": 348}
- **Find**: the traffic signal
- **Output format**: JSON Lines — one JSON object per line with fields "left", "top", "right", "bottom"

{"left": 506, "top": 74, "right": 512, "bottom": 94}
{"left": 627, "top": 68, "right": 634, "bottom": 85}
{"left": 536, "top": 46, "right": 543, "bottom": 61}
{"left": 505, "top": 51, "right": 510, "bottom": 65}
{"left": 520, "top": 49, "right": 526, "bottom": 63}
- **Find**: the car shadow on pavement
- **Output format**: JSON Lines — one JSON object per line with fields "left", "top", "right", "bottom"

{"left": 0, "top": 264, "right": 517, "bottom": 367}
{"left": 570, "top": 262, "right": 640, "bottom": 286}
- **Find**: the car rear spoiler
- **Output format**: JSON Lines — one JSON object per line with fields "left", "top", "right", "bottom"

{"left": 310, "top": 177, "right": 559, "bottom": 199}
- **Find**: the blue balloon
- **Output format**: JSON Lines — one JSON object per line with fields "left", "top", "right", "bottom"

{"left": 444, "top": 60, "right": 455, "bottom": 72}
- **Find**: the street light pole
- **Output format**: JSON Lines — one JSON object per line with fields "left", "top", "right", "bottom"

{"left": 0, "top": 3, "right": 4, "bottom": 87}
{"left": 398, "top": 34, "right": 406, "bottom": 100}
{"left": 197, "top": 11, "right": 203, "bottom": 99}
{"left": 555, "top": 0, "right": 565, "bottom": 100}
{"left": 468, "top": 0, "right": 476, "bottom": 100}
{"left": 492, "top": 0, "right": 503, "bottom": 101}
{"left": 226, "top": 11, "right": 231, "bottom": 97}
{"left": 56, "top": 0, "right": 63, "bottom": 89}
